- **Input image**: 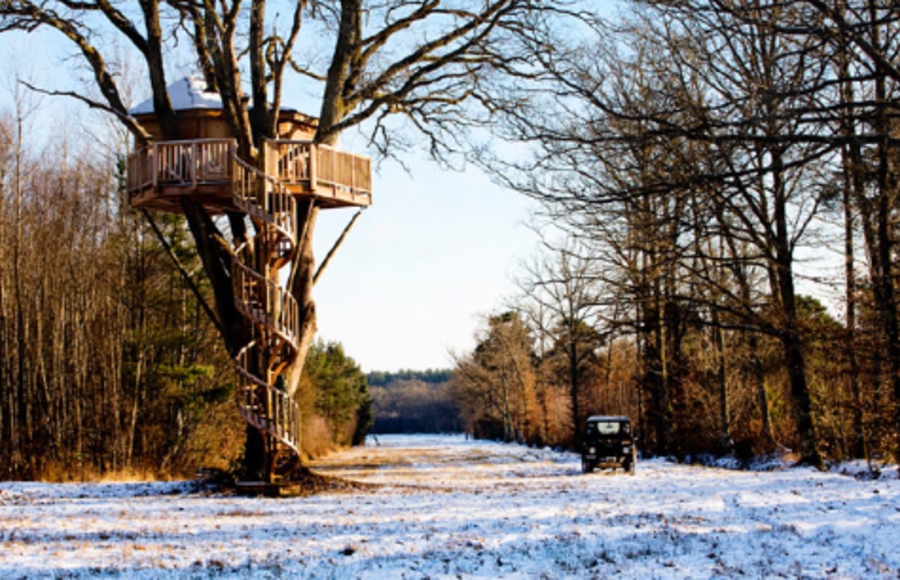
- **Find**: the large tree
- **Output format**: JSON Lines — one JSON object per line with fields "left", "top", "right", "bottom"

{"left": 452, "top": 312, "right": 538, "bottom": 443}
{"left": 516, "top": 241, "right": 605, "bottom": 444}
{"left": 0, "top": 0, "right": 552, "bottom": 476}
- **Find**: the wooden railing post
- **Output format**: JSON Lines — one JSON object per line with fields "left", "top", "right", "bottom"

{"left": 310, "top": 144, "right": 318, "bottom": 192}
{"left": 261, "top": 140, "right": 269, "bottom": 187}
{"left": 151, "top": 143, "right": 158, "bottom": 188}
{"left": 191, "top": 142, "right": 198, "bottom": 188}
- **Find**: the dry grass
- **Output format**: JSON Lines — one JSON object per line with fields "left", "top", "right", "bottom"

{"left": 98, "top": 467, "right": 176, "bottom": 483}
{"left": 301, "top": 416, "right": 338, "bottom": 459}
{"left": 37, "top": 462, "right": 177, "bottom": 484}
{"left": 214, "top": 509, "right": 268, "bottom": 517}
{"left": 280, "top": 468, "right": 380, "bottom": 496}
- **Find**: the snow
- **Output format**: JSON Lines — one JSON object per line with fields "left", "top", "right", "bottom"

{"left": 1, "top": 434, "right": 899, "bottom": 578}
{"left": 129, "top": 76, "right": 223, "bottom": 115}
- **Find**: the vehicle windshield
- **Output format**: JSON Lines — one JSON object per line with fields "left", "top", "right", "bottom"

{"left": 586, "top": 421, "right": 622, "bottom": 436}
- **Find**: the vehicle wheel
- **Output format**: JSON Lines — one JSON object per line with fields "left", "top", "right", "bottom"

{"left": 582, "top": 460, "right": 593, "bottom": 474}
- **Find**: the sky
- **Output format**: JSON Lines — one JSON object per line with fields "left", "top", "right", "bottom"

{"left": 312, "top": 159, "right": 540, "bottom": 373}
{"left": 0, "top": 6, "right": 846, "bottom": 375}
{"left": 0, "top": 29, "right": 542, "bottom": 374}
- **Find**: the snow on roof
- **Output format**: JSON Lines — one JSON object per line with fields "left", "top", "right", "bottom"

{"left": 129, "top": 76, "right": 223, "bottom": 115}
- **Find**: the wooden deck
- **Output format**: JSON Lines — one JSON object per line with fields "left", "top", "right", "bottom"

{"left": 127, "top": 138, "right": 372, "bottom": 212}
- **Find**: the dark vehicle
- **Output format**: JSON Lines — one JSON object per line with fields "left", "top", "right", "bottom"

{"left": 581, "top": 416, "right": 636, "bottom": 474}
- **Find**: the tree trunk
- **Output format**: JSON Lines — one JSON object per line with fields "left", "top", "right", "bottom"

{"left": 317, "top": 0, "right": 362, "bottom": 146}
{"left": 749, "top": 334, "right": 774, "bottom": 449}
{"left": 284, "top": 202, "right": 319, "bottom": 399}
{"left": 569, "top": 338, "right": 580, "bottom": 445}
{"left": 853, "top": 0, "right": 900, "bottom": 469}
{"left": 712, "top": 311, "right": 732, "bottom": 453}
{"left": 770, "top": 149, "right": 820, "bottom": 467}
{"left": 842, "top": 144, "right": 866, "bottom": 460}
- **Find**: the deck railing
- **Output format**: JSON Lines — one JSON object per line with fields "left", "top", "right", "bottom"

{"left": 267, "top": 141, "right": 313, "bottom": 187}
{"left": 126, "top": 147, "right": 155, "bottom": 193}
{"left": 127, "top": 138, "right": 372, "bottom": 200}
{"left": 265, "top": 140, "right": 373, "bottom": 196}
{"left": 127, "top": 139, "right": 235, "bottom": 193}
{"left": 316, "top": 144, "right": 372, "bottom": 195}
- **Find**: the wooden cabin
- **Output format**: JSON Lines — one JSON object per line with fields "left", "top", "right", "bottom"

{"left": 126, "top": 76, "right": 372, "bottom": 213}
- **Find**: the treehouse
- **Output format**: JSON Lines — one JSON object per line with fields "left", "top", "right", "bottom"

{"left": 125, "top": 77, "right": 374, "bottom": 491}
{"left": 126, "top": 76, "right": 372, "bottom": 213}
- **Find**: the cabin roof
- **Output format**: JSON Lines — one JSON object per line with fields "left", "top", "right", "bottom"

{"left": 130, "top": 76, "right": 223, "bottom": 115}
{"left": 129, "top": 76, "right": 309, "bottom": 118}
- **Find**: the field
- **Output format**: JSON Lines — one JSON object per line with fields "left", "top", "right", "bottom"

{"left": 1, "top": 434, "right": 899, "bottom": 578}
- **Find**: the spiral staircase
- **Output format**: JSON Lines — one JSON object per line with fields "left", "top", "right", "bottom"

{"left": 126, "top": 137, "right": 372, "bottom": 490}
{"left": 231, "top": 156, "right": 302, "bottom": 484}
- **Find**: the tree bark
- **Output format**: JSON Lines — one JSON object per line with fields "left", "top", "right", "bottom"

{"left": 317, "top": 0, "right": 362, "bottom": 146}
{"left": 712, "top": 311, "right": 732, "bottom": 453}
{"left": 770, "top": 147, "right": 820, "bottom": 467}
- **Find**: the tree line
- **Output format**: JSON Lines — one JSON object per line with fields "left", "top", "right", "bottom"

{"left": 368, "top": 371, "right": 461, "bottom": 434}
{"left": 453, "top": 0, "right": 900, "bottom": 468}
{"left": 0, "top": 107, "right": 370, "bottom": 480}
{"left": 368, "top": 369, "right": 454, "bottom": 388}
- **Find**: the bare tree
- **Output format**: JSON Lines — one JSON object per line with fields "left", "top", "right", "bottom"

{"left": 452, "top": 312, "right": 537, "bottom": 443}
{"left": 516, "top": 239, "right": 605, "bottom": 444}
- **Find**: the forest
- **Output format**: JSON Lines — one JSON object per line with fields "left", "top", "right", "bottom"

{"left": 368, "top": 370, "right": 460, "bottom": 434}
{"left": 0, "top": 103, "right": 371, "bottom": 479}
{"left": 450, "top": 0, "right": 900, "bottom": 469}
{"left": 1, "top": 0, "right": 900, "bottom": 479}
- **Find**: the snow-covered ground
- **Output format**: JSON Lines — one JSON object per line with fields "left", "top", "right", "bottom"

{"left": 1, "top": 434, "right": 899, "bottom": 579}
